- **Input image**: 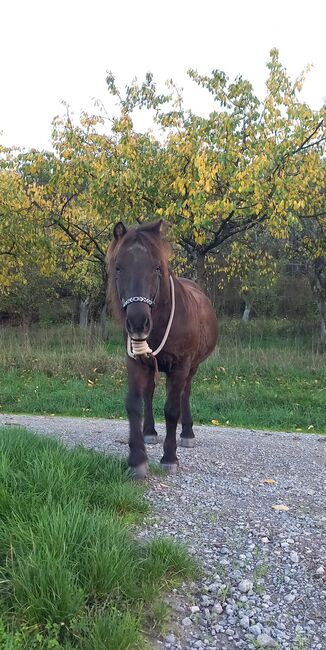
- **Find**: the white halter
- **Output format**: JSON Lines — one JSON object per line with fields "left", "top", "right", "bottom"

{"left": 127, "top": 275, "right": 175, "bottom": 359}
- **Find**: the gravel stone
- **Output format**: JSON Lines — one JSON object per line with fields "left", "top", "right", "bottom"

{"left": 238, "top": 579, "right": 254, "bottom": 593}
{"left": 249, "top": 623, "right": 263, "bottom": 636}
{"left": 3, "top": 413, "right": 325, "bottom": 650}
{"left": 256, "top": 633, "right": 278, "bottom": 647}
{"left": 214, "top": 603, "right": 223, "bottom": 614}
{"left": 164, "top": 634, "right": 176, "bottom": 644}
{"left": 285, "top": 593, "right": 296, "bottom": 604}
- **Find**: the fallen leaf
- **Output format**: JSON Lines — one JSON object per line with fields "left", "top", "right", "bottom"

{"left": 308, "top": 425, "right": 314, "bottom": 430}
{"left": 158, "top": 483, "right": 170, "bottom": 489}
{"left": 272, "top": 504, "right": 289, "bottom": 511}
{"left": 211, "top": 419, "right": 220, "bottom": 425}
{"left": 262, "top": 479, "right": 277, "bottom": 485}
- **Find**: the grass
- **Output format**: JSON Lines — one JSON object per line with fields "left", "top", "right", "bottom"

{"left": 0, "top": 426, "right": 195, "bottom": 649}
{"left": 0, "top": 319, "right": 325, "bottom": 433}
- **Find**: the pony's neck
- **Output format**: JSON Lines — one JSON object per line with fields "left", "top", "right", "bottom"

{"left": 152, "top": 270, "right": 173, "bottom": 333}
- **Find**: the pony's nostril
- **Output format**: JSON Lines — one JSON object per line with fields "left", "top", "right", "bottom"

{"left": 126, "top": 314, "right": 150, "bottom": 336}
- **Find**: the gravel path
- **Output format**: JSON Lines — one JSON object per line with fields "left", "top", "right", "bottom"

{"left": 1, "top": 413, "right": 325, "bottom": 650}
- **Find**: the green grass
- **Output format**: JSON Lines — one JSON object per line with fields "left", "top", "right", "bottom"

{"left": 0, "top": 319, "right": 325, "bottom": 433}
{"left": 0, "top": 427, "right": 195, "bottom": 649}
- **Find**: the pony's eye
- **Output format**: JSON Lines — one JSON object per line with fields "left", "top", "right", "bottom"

{"left": 116, "top": 266, "right": 121, "bottom": 273}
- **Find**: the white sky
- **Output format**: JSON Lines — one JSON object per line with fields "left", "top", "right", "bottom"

{"left": 1, "top": 0, "right": 325, "bottom": 150}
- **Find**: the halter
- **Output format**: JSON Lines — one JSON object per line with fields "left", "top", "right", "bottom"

{"left": 122, "top": 296, "right": 155, "bottom": 309}
{"left": 126, "top": 275, "right": 175, "bottom": 361}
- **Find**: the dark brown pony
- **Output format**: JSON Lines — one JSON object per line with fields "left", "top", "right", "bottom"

{"left": 107, "top": 220, "right": 218, "bottom": 477}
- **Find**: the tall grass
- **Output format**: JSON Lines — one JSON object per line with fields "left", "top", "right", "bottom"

{"left": 0, "top": 427, "right": 195, "bottom": 649}
{"left": 0, "top": 319, "right": 325, "bottom": 433}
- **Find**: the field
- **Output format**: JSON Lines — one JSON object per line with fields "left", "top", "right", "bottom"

{"left": 0, "top": 320, "right": 324, "bottom": 647}
{"left": 0, "top": 427, "right": 194, "bottom": 648}
{"left": 0, "top": 318, "right": 325, "bottom": 434}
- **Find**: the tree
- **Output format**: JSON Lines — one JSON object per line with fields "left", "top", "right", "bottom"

{"left": 287, "top": 199, "right": 326, "bottom": 342}
{"left": 1, "top": 52, "right": 325, "bottom": 329}
{"left": 219, "top": 229, "right": 280, "bottom": 321}
{"left": 107, "top": 50, "right": 325, "bottom": 287}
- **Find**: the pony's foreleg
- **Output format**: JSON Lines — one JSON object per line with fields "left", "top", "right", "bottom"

{"left": 143, "top": 369, "right": 158, "bottom": 445}
{"left": 180, "top": 370, "right": 196, "bottom": 448}
{"left": 161, "top": 369, "right": 188, "bottom": 473}
{"left": 126, "top": 358, "right": 148, "bottom": 478}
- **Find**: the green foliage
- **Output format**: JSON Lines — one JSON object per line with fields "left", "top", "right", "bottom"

{"left": 1, "top": 50, "right": 325, "bottom": 320}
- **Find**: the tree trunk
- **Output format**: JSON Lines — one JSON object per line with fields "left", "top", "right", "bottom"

{"left": 307, "top": 259, "right": 326, "bottom": 345}
{"left": 100, "top": 303, "right": 109, "bottom": 340}
{"left": 189, "top": 250, "right": 207, "bottom": 291}
{"left": 196, "top": 252, "right": 206, "bottom": 291}
{"left": 21, "top": 312, "right": 32, "bottom": 343}
{"left": 186, "top": 249, "right": 207, "bottom": 288}
{"left": 79, "top": 298, "right": 90, "bottom": 329}
{"left": 318, "top": 299, "right": 326, "bottom": 345}
{"left": 242, "top": 301, "right": 252, "bottom": 322}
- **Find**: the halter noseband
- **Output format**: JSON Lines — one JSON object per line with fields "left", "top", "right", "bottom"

{"left": 122, "top": 296, "right": 155, "bottom": 309}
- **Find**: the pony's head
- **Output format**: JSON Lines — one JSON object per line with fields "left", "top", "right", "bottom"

{"left": 107, "top": 220, "right": 169, "bottom": 341}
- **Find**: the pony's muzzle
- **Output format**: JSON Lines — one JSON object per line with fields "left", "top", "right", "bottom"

{"left": 125, "top": 304, "right": 152, "bottom": 340}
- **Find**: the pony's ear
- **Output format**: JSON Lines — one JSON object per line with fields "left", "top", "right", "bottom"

{"left": 153, "top": 219, "right": 163, "bottom": 235}
{"left": 154, "top": 219, "right": 171, "bottom": 239}
{"left": 113, "top": 222, "right": 127, "bottom": 240}
{"left": 160, "top": 220, "right": 170, "bottom": 237}
{"left": 144, "top": 219, "right": 163, "bottom": 235}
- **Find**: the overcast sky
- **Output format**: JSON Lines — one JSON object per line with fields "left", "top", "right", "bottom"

{"left": 1, "top": 0, "right": 325, "bottom": 150}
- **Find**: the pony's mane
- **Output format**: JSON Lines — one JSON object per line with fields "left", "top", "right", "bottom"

{"left": 106, "top": 223, "right": 170, "bottom": 322}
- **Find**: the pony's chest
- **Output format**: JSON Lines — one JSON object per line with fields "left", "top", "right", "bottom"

{"left": 156, "top": 351, "right": 175, "bottom": 374}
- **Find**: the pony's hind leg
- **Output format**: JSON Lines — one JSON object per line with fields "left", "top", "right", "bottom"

{"left": 180, "top": 370, "right": 196, "bottom": 448}
{"left": 143, "top": 368, "right": 158, "bottom": 445}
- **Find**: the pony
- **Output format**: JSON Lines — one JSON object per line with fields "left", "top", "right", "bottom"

{"left": 107, "top": 220, "right": 218, "bottom": 477}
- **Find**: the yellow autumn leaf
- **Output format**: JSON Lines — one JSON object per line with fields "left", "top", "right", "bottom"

{"left": 272, "top": 504, "right": 289, "bottom": 511}
{"left": 262, "top": 479, "right": 277, "bottom": 485}
{"left": 211, "top": 419, "right": 220, "bottom": 425}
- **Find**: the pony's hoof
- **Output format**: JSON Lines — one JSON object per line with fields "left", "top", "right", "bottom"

{"left": 180, "top": 437, "right": 195, "bottom": 448}
{"left": 129, "top": 462, "right": 149, "bottom": 480}
{"left": 160, "top": 462, "right": 178, "bottom": 475}
{"left": 144, "top": 435, "right": 159, "bottom": 445}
